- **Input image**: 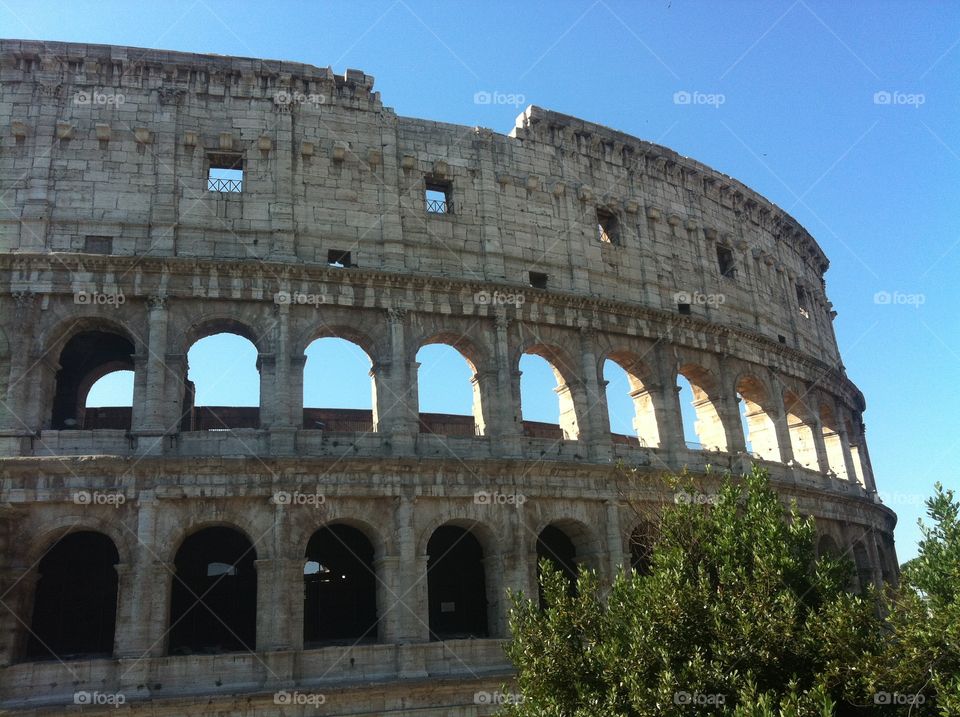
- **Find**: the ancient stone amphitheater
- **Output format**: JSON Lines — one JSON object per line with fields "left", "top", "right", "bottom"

{"left": 0, "top": 40, "right": 897, "bottom": 716}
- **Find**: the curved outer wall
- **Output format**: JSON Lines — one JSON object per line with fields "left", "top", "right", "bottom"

{"left": 0, "top": 40, "right": 896, "bottom": 716}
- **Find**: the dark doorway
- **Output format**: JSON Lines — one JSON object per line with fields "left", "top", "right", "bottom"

{"left": 168, "top": 527, "right": 257, "bottom": 654}
{"left": 51, "top": 330, "right": 134, "bottom": 429}
{"left": 536, "top": 525, "right": 578, "bottom": 607}
{"left": 427, "top": 526, "right": 488, "bottom": 640}
{"left": 26, "top": 531, "right": 119, "bottom": 660}
{"left": 303, "top": 525, "right": 378, "bottom": 646}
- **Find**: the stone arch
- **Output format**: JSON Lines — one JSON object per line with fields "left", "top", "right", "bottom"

{"left": 734, "top": 372, "right": 782, "bottom": 462}
{"left": 677, "top": 362, "right": 728, "bottom": 451}
{"left": 425, "top": 523, "right": 491, "bottom": 640}
{"left": 783, "top": 389, "right": 819, "bottom": 470}
{"left": 24, "top": 530, "right": 120, "bottom": 661}
{"left": 21, "top": 516, "right": 135, "bottom": 569}
{"left": 602, "top": 349, "right": 662, "bottom": 448}
{"left": 301, "top": 334, "right": 378, "bottom": 431}
{"left": 517, "top": 340, "right": 585, "bottom": 441}
{"left": 181, "top": 314, "right": 269, "bottom": 355}
{"left": 160, "top": 518, "right": 264, "bottom": 565}
{"left": 415, "top": 331, "right": 491, "bottom": 437}
{"left": 295, "top": 515, "right": 389, "bottom": 564}
{"left": 533, "top": 517, "right": 601, "bottom": 604}
{"left": 818, "top": 401, "right": 848, "bottom": 479}
{"left": 628, "top": 520, "right": 657, "bottom": 574}
{"left": 817, "top": 533, "right": 840, "bottom": 558}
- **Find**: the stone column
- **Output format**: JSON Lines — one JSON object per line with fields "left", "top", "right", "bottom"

{"left": 132, "top": 296, "right": 169, "bottom": 435}
{"left": 392, "top": 493, "right": 422, "bottom": 643}
{"left": 374, "top": 554, "right": 402, "bottom": 643}
{"left": 255, "top": 558, "right": 304, "bottom": 651}
{"left": 491, "top": 310, "right": 522, "bottom": 456}
{"left": 767, "top": 376, "right": 795, "bottom": 464}
{"left": 809, "top": 411, "right": 831, "bottom": 474}
{"left": 1, "top": 293, "right": 42, "bottom": 432}
{"left": 378, "top": 309, "right": 416, "bottom": 455}
{"left": 0, "top": 566, "right": 36, "bottom": 666}
{"left": 604, "top": 500, "right": 624, "bottom": 584}
{"left": 718, "top": 358, "right": 746, "bottom": 454}
{"left": 579, "top": 328, "right": 611, "bottom": 460}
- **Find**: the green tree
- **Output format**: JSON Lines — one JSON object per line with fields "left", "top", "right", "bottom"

{"left": 502, "top": 466, "right": 884, "bottom": 717}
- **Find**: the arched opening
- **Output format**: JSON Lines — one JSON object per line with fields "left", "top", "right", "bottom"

{"left": 852, "top": 541, "right": 873, "bottom": 593}
{"left": 303, "top": 524, "right": 378, "bottom": 646}
{"left": 784, "top": 391, "right": 818, "bottom": 469}
{"left": 183, "top": 333, "right": 260, "bottom": 430}
{"left": 417, "top": 342, "right": 484, "bottom": 437}
{"left": 736, "top": 375, "right": 781, "bottom": 461}
{"left": 25, "top": 531, "right": 119, "bottom": 661}
{"left": 604, "top": 355, "right": 661, "bottom": 447}
{"left": 303, "top": 337, "right": 376, "bottom": 432}
{"left": 536, "top": 524, "right": 578, "bottom": 607}
{"left": 629, "top": 522, "right": 656, "bottom": 575}
{"left": 82, "top": 369, "right": 135, "bottom": 429}
{"left": 677, "top": 365, "right": 728, "bottom": 451}
{"left": 819, "top": 404, "right": 848, "bottom": 479}
{"left": 426, "top": 525, "right": 488, "bottom": 640}
{"left": 51, "top": 330, "right": 134, "bottom": 429}
{"left": 520, "top": 350, "right": 579, "bottom": 440}
{"left": 168, "top": 527, "right": 257, "bottom": 654}
{"left": 817, "top": 534, "right": 840, "bottom": 559}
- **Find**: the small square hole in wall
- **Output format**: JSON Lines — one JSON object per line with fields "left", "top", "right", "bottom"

{"left": 778, "top": 334, "right": 787, "bottom": 344}
{"left": 425, "top": 180, "right": 452, "bottom": 214}
{"left": 596, "top": 208, "right": 620, "bottom": 244}
{"left": 207, "top": 153, "right": 243, "bottom": 192}
{"left": 678, "top": 302, "right": 692, "bottom": 315}
{"left": 83, "top": 235, "right": 112, "bottom": 254}
{"left": 529, "top": 271, "right": 548, "bottom": 289}
{"left": 328, "top": 250, "right": 352, "bottom": 268}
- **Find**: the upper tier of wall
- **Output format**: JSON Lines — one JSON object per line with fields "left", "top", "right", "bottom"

{"left": 0, "top": 39, "right": 839, "bottom": 366}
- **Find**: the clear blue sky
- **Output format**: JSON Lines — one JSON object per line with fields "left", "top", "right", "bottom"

{"left": 17, "top": 0, "right": 958, "bottom": 564}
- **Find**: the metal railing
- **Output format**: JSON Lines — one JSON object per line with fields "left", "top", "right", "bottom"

{"left": 426, "top": 197, "right": 451, "bottom": 214}
{"left": 207, "top": 177, "right": 243, "bottom": 193}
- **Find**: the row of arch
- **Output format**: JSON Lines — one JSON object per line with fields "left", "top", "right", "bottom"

{"left": 41, "top": 316, "right": 872, "bottom": 484}
{"left": 23, "top": 522, "right": 888, "bottom": 662}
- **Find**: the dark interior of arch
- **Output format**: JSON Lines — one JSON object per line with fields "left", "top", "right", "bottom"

{"left": 168, "top": 527, "right": 256, "bottom": 655}
{"left": 536, "top": 525, "right": 578, "bottom": 607}
{"left": 51, "top": 331, "right": 134, "bottom": 429}
{"left": 629, "top": 523, "right": 656, "bottom": 575}
{"left": 427, "top": 526, "right": 488, "bottom": 640}
{"left": 303, "top": 524, "right": 378, "bottom": 645}
{"left": 26, "top": 531, "right": 119, "bottom": 661}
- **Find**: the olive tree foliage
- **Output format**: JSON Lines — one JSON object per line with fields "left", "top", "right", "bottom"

{"left": 502, "top": 466, "right": 915, "bottom": 717}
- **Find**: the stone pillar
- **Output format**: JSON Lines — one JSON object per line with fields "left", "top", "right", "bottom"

{"left": 718, "top": 358, "right": 746, "bottom": 454}
{"left": 809, "top": 411, "right": 831, "bottom": 474}
{"left": 374, "top": 554, "right": 402, "bottom": 643}
{"left": 579, "top": 328, "right": 611, "bottom": 460}
{"left": 604, "top": 501, "right": 624, "bottom": 583}
{"left": 1, "top": 293, "right": 42, "bottom": 432}
{"left": 392, "top": 493, "right": 423, "bottom": 643}
{"left": 767, "top": 377, "right": 795, "bottom": 464}
{"left": 835, "top": 419, "right": 860, "bottom": 486}
{"left": 133, "top": 296, "right": 169, "bottom": 435}
{"left": 378, "top": 309, "right": 416, "bottom": 454}
{"left": 257, "top": 352, "right": 276, "bottom": 428}
{"left": 117, "top": 492, "right": 164, "bottom": 658}
{"left": 491, "top": 311, "right": 522, "bottom": 456}
{"left": 268, "top": 108, "right": 296, "bottom": 261}
{"left": 0, "top": 567, "right": 36, "bottom": 666}
{"left": 857, "top": 425, "right": 879, "bottom": 492}
{"left": 255, "top": 558, "right": 304, "bottom": 651}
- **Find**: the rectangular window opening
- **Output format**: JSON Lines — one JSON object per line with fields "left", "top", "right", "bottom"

{"left": 207, "top": 153, "right": 244, "bottom": 193}
{"left": 597, "top": 208, "right": 620, "bottom": 244}
{"left": 678, "top": 302, "right": 692, "bottom": 316}
{"left": 716, "top": 244, "right": 736, "bottom": 278}
{"left": 529, "top": 271, "right": 548, "bottom": 289}
{"left": 328, "top": 249, "right": 352, "bottom": 268}
{"left": 425, "top": 180, "right": 452, "bottom": 214}
{"left": 796, "top": 285, "right": 810, "bottom": 319}
{"left": 83, "top": 235, "right": 112, "bottom": 254}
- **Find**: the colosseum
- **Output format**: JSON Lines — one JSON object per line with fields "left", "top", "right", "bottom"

{"left": 0, "top": 40, "right": 897, "bottom": 716}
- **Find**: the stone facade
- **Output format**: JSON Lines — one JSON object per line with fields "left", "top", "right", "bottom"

{"left": 0, "top": 40, "right": 897, "bottom": 715}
